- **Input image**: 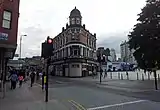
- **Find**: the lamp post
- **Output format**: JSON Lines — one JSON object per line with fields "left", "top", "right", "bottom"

{"left": 19, "top": 34, "right": 27, "bottom": 69}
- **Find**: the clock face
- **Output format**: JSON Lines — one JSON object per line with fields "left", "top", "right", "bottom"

{"left": 76, "top": 18, "right": 80, "bottom": 24}
{"left": 71, "top": 18, "right": 75, "bottom": 24}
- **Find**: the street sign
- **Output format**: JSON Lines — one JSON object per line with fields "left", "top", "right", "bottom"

{"left": 0, "top": 32, "right": 8, "bottom": 40}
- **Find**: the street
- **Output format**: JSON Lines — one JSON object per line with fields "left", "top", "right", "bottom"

{"left": 49, "top": 76, "right": 160, "bottom": 109}
{"left": 1, "top": 76, "right": 160, "bottom": 110}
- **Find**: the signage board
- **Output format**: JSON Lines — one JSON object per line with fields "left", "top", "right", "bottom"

{"left": 0, "top": 32, "right": 8, "bottom": 40}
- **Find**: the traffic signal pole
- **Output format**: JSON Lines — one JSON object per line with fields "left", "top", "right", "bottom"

{"left": 41, "top": 36, "right": 53, "bottom": 102}
{"left": 100, "top": 62, "right": 102, "bottom": 83}
{"left": 153, "top": 70, "right": 158, "bottom": 90}
{"left": 45, "top": 58, "right": 49, "bottom": 102}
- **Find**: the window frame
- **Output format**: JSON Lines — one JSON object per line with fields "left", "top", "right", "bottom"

{"left": 2, "top": 10, "right": 12, "bottom": 29}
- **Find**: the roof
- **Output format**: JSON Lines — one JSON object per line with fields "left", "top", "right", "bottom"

{"left": 69, "top": 7, "right": 82, "bottom": 18}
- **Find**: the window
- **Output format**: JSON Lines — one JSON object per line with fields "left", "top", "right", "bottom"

{"left": 2, "top": 10, "right": 12, "bottom": 29}
{"left": 83, "top": 47, "right": 86, "bottom": 56}
{"left": 72, "top": 64, "right": 79, "bottom": 68}
{"left": 71, "top": 28, "right": 75, "bottom": 33}
{"left": 66, "top": 37, "right": 68, "bottom": 42}
{"left": 74, "top": 49, "right": 78, "bottom": 56}
{"left": 71, "top": 18, "right": 75, "bottom": 24}
{"left": 76, "top": 28, "right": 80, "bottom": 33}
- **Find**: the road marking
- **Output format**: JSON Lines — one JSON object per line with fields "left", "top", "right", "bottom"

{"left": 68, "top": 100, "right": 82, "bottom": 110}
{"left": 35, "top": 83, "right": 42, "bottom": 87}
{"left": 87, "top": 100, "right": 147, "bottom": 110}
{"left": 68, "top": 100, "right": 86, "bottom": 110}
{"left": 71, "top": 100, "right": 86, "bottom": 110}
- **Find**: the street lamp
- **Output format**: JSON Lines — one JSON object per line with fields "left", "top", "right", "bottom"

{"left": 19, "top": 34, "right": 27, "bottom": 69}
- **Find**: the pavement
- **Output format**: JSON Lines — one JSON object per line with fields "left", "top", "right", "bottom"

{"left": 0, "top": 81, "right": 75, "bottom": 110}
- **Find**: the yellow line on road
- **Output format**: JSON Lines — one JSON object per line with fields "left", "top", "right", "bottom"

{"left": 69, "top": 100, "right": 82, "bottom": 110}
{"left": 68, "top": 100, "right": 86, "bottom": 110}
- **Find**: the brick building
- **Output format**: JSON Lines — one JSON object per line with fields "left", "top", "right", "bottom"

{"left": 0, "top": 0, "right": 20, "bottom": 88}
{"left": 50, "top": 7, "right": 97, "bottom": 77}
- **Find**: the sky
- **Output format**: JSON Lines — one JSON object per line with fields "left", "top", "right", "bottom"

{"left": 16, "top": 0, "right": 146, "bottom": 58}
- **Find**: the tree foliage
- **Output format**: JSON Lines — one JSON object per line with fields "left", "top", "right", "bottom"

{"left": 128, "top": 0, "right": 160, "bottom": 69}
{"left": 103, "top": 48, "right": 110, "bottom": 56}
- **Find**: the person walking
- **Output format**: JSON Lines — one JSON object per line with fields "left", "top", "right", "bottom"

{"left": 10, "top": 70, "right": 18, "bottom": 89}
{"left": 104, "top": 69, "right": 108, "bottom": 79}
{"left": 18, "top": 75, "right": 23, "bottom": 87}
{"left": 30, "top": 71, "right": 35, "bottom": 87}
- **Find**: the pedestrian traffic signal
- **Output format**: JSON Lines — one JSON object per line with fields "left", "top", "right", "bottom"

{"left": 41, "top": 36, "right": 54, "bottom": 58}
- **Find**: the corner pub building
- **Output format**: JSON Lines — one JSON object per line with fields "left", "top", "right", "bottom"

{"left": 50, "top": 7, "right": 98, "bottom": 77}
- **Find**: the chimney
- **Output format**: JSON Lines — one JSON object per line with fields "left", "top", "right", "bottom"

{"left": 94, "top": 33, "right": 96, "bottom": 37}
{"left": 83, "top": 24, "right": 85, "bottom": 29}
{"left": 62, "top": 27, "right": 65, "bottom": 31}
{"left": 66, "top": 23, "right": 68, "bottom": 28}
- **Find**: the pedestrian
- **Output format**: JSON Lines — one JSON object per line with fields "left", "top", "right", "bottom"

{"left": 18, "top": 75, "right": 23, "bottom": 87}
{"left": 10, "top": 70, "right": 18, "bottom": 89}
{"left": 30, "top": 71, "right": 35, "bottom": 87}
{"left": 41, "top": 72, "right": 45, "bottom": 90}
{"left": 104, "top": 69, "right": 107, "bottom": 79}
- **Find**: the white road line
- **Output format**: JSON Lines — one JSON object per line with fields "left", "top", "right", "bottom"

{"left": 87, "top": 100, "right": 147, "bottom": 110}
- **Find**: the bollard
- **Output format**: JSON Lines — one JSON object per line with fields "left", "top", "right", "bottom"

{"left": 118, "top": 72, "right": 120, "bottom": 79}
{"left": 121, "top": 74, "right": 123, "bottom": 80}
{"left": 137, "top": 72, "right": 139, "bottom": 80}
{"left": 142, "top": 73, "right": 144, "bottom": 81}
{"left": 110, "top": 72, "right": 112, "bottom": 79}
{"left": 148, "top": 72, "right": 150, "bottom": 80}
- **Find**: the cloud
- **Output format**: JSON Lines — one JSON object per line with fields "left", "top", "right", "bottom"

{"left": 16, "top": 0, "right": 146, "bottom": 58}
{"left": 16, "top": 26, "right": 53, "bottom": 57}
{"left": 97, "top": 32, "right": 129, "bottom": 54}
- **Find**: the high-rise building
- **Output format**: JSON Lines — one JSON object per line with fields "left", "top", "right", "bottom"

{"left": 110, "top": 48, "right": 116, "bottom": 62}
{"left": 50, "top": 7, "right": 97, "bottom": 77}
{"left": 120, "top": 41, "right": 135, "bottom": 63}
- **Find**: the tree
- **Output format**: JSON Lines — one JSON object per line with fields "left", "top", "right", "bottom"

{"left": 128, "top": 0, "right": 160, "bottom": 89}
{"left": 103, "top": 48, "right": 110, "bottom": 56}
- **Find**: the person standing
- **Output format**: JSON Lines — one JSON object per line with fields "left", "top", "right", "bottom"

{"left": 30, "top": 71, "right": 35, "bottom": 87}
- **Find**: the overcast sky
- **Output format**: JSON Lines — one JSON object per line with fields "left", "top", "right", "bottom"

{"left": 16, "top": 0, "right": 146, "bottom": 58}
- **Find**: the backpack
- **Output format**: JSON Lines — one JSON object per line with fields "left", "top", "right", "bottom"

{"left": 11, "top": 74, "right": 17, "bottom": 81}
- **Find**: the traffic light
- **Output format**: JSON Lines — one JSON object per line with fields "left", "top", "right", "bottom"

{"left": 41, "top": 36, "right": 53, "bottom": 58}
{"left": 102, "top": 55, "right": 106, "bottom": 62}
{"left": 47, "top": 36, "right": 52, "bottom": 44}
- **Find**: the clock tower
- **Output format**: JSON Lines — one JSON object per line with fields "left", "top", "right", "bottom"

{"left": 69, "top": 7, "right": 82, "bottom": 25}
